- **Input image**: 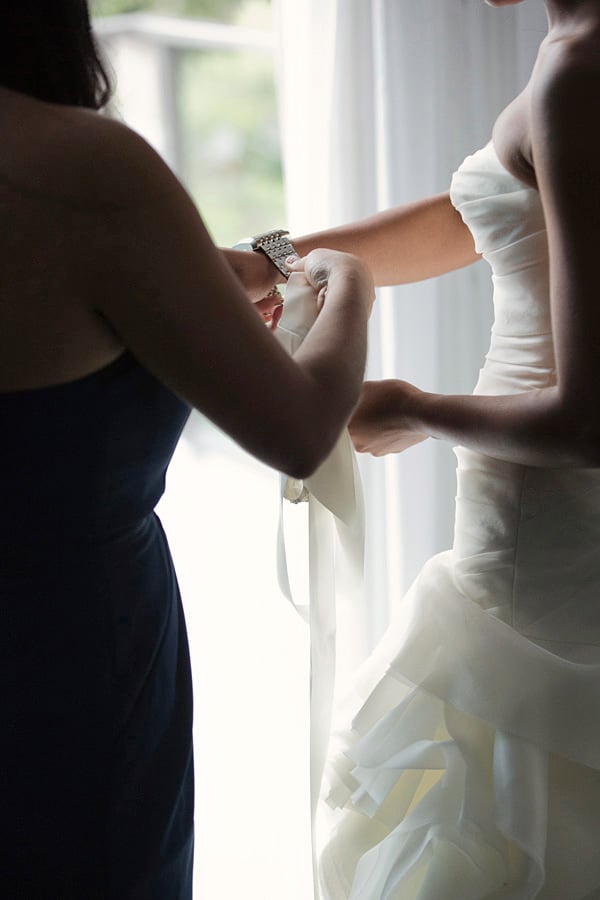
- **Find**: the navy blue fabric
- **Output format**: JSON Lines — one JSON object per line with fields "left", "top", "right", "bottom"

{"left": 0, "top": 352, "right": 194, "bottom": 898}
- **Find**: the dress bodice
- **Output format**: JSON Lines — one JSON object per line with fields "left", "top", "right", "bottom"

{"left": 0, "top": 351, "right": 190, "bottom": 567}
{"left": 449, "top": 142, "right": 600, "bottom": 653}
{"left": 0, "top": 352, "right": 194, "bottom": 895}
{"left": 450, "top": 141, "right": 554, "bottom": 395}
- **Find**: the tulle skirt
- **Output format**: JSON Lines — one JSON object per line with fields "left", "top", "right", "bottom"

{"left": 319, "top": 551, "right": 600, "bottom": 900}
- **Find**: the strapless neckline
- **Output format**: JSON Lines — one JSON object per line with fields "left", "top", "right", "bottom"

{"left": 459, "top": 141, "right": 532, "bottom": 192}
{"left": 488, "top": 140, "right": 538, "bottom": 193}
{"left": 0, "top": 350, "right": 134, "bottom": 398}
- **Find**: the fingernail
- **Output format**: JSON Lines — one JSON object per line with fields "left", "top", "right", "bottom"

{"left": 286, "top": 255, "right": 298, "bottom": 265}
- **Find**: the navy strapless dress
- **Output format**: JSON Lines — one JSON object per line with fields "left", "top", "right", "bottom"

{"left": 0, "top": 351, "right": 193, "bottom": 898}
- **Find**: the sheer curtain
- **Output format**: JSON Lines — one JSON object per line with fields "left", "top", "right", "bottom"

{"left": 275, "top": 0, "right": 547, "bottom": 645}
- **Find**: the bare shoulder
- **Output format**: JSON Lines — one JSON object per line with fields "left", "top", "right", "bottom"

{"left": 57, "top": 106, "right": 182, "bottom": 210}
{"left": 529, "top": 29, "right": 600, "bottom": 203}
{"left": 532, "top": 29, "right": 600, "bottom": 129}
{"left": 0, "top": 90, "right": 180, "bottom": 212}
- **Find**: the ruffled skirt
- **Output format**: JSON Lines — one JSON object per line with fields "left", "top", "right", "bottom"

{"left": 319, "top": 552, "right": 600, "bottom": 900}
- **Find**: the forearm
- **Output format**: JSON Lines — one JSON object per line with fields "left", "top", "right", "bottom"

{"left": 409, "top": 385, "right": 599, "bottom": 468}
{"left": 221, "top": 194, "right": 479, "bottom": 300}
{"left": 291, "top": 193, "right": 479, "bottom": 286}
{"left": 294, "top": 268, "right": 369, "bottom": 439}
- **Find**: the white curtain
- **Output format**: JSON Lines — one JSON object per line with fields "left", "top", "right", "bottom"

{"left": 275, "top": 0, "right": 547, "bottom": 645}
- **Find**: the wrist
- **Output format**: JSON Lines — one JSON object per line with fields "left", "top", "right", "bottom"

{"left": 233, "top": 231, "right": 293, "bottom": 285}
{"left": 406, "top": 388, "right": 437, "bottom": 437}
{"left": 259, "top": 249, "right": 284, "bottom": 284}
{"left": 249, "top": 229, "right": 298, "bottom": 280}
{"left": 383, "top": 380, "right": 435, "bottom": 436}
{"left": 329, "top": 263, "right": 374, "bottom": 313}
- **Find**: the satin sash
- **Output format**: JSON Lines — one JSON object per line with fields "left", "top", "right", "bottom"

{"left": 276, "top": 273, "right": 366, "bottom": 898}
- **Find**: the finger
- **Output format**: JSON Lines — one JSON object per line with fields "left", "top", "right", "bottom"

{"left": 285, "top": 254, "right": 303, "bottom": 273}
{"left": 255, "top": 290, "right": 280, "bottom": 317}
{"left": 270, "top": 303, "right": 284, "bottom": 331}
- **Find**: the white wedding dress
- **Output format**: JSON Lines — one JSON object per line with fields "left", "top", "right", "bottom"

{"left": 318, "top": 142, "right": 600, "bottom": 900}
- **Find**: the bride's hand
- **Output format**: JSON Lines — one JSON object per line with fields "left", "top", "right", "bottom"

{"left": 349, "top": 379, "right": 429, "bottom": 456}
{"left": 222, "top": 249, "right": 284, "bottom": 330}
{"left": 254, "top": 287, "right": 284, "bottom": 330}
{"left": 225, "top": 247, "right": 282, "bottom": 301}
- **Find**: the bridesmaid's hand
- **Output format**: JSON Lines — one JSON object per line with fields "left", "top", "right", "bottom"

{"left": 349, "top": 379, "right": 429, "bottom": 456}
{"left": 254, "top": 288, "right": 284, "bottom": 331}
{"left": 287, "top": 248, "right": 375, "bottom": 315}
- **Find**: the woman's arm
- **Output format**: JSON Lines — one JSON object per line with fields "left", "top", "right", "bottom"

{"left": 81, "top": 118, "right": 373, "bottom": 479}
{"left": 349, "top": 379, "right": 583, "bottom": 467}
{"left": 224, "top": 191, "right": 480, "bottom": 298}
{"left": 291, "top": 193, "right": 480, "bottom": 286}
{"left": 351, "top": 47, "right": 600, "bottom": 469}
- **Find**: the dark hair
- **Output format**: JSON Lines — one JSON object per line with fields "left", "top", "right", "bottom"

{"left": 0, "top": 1, "right": 113, "bottom": 110}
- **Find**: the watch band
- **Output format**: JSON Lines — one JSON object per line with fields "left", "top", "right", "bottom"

{"left": 250, "top": 229, "right": 298, "bottom": 279}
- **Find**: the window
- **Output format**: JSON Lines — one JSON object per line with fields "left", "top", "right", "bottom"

{"left": 94, "top": 0, "right": 284, "bottom": 245}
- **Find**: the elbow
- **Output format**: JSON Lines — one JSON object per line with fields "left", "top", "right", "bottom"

{"left": 532, "top": 389, "right": 600, "bottom": 468}
{"left": 276, "top": 419, "right": 343, "bottom": 480}
{"left": 284, "top": 445, "right": 318, "bottom": 481}
{"left": 268, "top": 371, "right": 362, "bottom": 478}
{"left": 574, "top": 427, "right": 600, "bottom": 468}
{"left": 569, "top": 396, "right": 600, "bottom": 467}
{"left": 549, "top": 402, "right": 600, "bottom": 467}
{"left": 285, "top": 458, "right": 320, "bottom": 481}
{"left": 280, "top": 439, "right": 333, "bottom": 481}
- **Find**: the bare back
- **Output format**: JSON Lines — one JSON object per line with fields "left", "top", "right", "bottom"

{"left": 0, "top": 88, "right": 123, "bottom": 391}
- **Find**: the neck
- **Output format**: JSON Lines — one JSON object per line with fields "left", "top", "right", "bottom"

{"left": 544, "top": 0, "right": 600, "bottom": 28}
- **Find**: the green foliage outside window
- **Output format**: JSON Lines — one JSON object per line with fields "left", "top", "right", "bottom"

{"left": 179, "top": 48, "right": 284, "bottom": 245}
{"left": 92, "top": 0, "right": 267, "bottom": 26}
{"left": 94, "top": 0, "right": 284, "bottom": 245}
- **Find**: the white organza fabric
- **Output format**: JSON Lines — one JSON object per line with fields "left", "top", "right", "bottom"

{"left": 318, "top": 143, "right": 600, "bottom": 900}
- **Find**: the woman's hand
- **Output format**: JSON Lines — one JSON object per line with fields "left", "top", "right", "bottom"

{"left": 254, "top": 287, "right": 284, "bottom": 331}
{"left": 222, "top": 247, "right": 284, "bottom": 329}
{"left": 224, "top": 247, "right": 282, "bottom": 301}
{"left": 287, "top": 248, "right": 375, "bottom": 315}
{"left": 349, "top": 379, "right": 429, "bottom": 456}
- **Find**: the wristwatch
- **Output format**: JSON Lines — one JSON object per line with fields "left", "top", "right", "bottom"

{"left": 234, "top": 229, "right": 298, "bottom": 279}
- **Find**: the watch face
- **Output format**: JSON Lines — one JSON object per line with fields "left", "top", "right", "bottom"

{"left": 232, "top": 239, "right": 254, "bottom": 251}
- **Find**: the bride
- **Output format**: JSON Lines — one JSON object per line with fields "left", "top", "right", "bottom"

{"left": 231, "top": 0, "right": 600, "bottom": 897}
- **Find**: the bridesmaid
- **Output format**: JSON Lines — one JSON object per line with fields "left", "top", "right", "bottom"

{"left": 0, "top": 2, "right": 374, "bottom": 896}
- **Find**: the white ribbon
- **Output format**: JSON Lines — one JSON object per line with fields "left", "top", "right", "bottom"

{"left": 276, "top": 273, "right": 366, "bottom": 898}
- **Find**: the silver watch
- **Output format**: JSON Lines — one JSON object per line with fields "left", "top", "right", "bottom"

{"left": 235, "top": 228, "right": 297, "bottom": 279}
